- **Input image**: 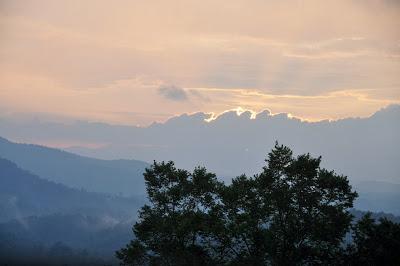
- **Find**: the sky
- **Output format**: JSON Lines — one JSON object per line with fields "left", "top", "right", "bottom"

{"left": 1, "top": 0, "right": 399, "bottom": 126}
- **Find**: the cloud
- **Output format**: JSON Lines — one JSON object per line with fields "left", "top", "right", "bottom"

{"left": 2, "top": 104, "right": 399, "bottom": 191}
{"left": 0, "top": 0, "right": 399, "bottom": 124}
{"left": 158, "top": 85, "right": 188, "bottom": 101}
{"left": 188, "top": 89, "right": 211, "bottom": 102}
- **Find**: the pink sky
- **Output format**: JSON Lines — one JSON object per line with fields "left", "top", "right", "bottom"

{"left": 0, "top": 0, "right": 399, "bottom": 125}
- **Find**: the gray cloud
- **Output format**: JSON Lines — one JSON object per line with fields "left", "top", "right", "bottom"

{"left": 2, "top": 104, "right": 400, "bottom": 214}
{"left": 158, "top": 85, "right": 188, "bottom": 101}
{"left": 188, "top": 89, "right": 211, "bottom": 102}
{"left": 2, "top": 104, "right": 399, "bottom": 187}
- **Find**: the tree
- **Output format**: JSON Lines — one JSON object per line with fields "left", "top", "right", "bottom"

{"left": 347, "top": 213, "right": 400, "bottom": 265}
{"left": 116, "top": 161, "right": 224, "bottom": 265}
{"left": 218, "top": 143, "right": 358, "bottom": 265}
{"left": 117, "top": 143, "right": 358, "bottom": 265}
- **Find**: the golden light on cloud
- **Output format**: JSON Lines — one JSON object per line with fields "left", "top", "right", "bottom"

{"left": 0, "top": 0, "right": 399, "bottom": 125}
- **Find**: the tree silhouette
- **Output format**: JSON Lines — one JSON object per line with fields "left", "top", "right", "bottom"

{"left": 117, "top": 161, "right": 223, "bottom": 265}
{"left": 346, "top": 213, "right": 400, "bottom": 265}
{"left": 118, "top": 143, "right": 385, "bottom": 265}
{"left": 215, "top": 143, "right": 358, "bottom": 265}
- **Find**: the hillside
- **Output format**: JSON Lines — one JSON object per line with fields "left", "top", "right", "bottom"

{"left": 1, "top": 157, "right": 399, "bottom": 264}
{"left": 0, "top": 158, "right": 143, "bottom": 222}
{"left": 0, "top": 137, "right": 149, "bottom": 196}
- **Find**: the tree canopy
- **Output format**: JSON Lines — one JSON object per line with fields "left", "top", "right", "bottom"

{"left": 117, "top": 143, "right": 399, "bottom": 265}
{"left": 346, "top": 213, "right": 400, "bottom": 265}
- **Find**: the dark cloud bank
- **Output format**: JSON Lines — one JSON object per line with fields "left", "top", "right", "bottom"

{"left": 1, "top": 104, "right": 399, "bottom": 214}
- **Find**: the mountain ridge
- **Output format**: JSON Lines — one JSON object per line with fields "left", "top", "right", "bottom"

{"left": 0, "top": 157, "right": 143, "bottom": 222}
{"left": 0, "top": 137, "right": 149, "bottom": 196}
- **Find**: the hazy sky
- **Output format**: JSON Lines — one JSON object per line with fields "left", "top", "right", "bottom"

{"left": 1, "top": 0, "right": 399, "bottom": 125}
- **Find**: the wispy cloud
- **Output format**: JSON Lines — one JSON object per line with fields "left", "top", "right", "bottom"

{"left": 0, "top": 0, "right": 399, "bottom": 124}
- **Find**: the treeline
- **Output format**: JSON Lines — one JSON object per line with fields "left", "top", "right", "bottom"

{"left": 0, "top": 213, "right": 133, "bottom": 253}
{"left": 118, "top": 144, "right": 400, "bottom": 265}
{"left": 0, "top": 238, "right": 108, "bottom": 266}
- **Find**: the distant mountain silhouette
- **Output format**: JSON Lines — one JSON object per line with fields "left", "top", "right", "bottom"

{"left": 0, "top": 158, "right": 144, "bottom": 222}
{"left": 1, "top": 105, "right": 399, "bottom": 214}
{"left": 0, "top": 137, "right": 149, "bottom": 196}
{"left": 1, "top": 105, "right": 398, "bottom": 186}
{"left": 354, "top": 181, "right": 400, "bottom": 215}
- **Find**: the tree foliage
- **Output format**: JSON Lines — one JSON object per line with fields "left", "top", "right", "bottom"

{"left": 117, "top": 143, "right": 399, "bottom": 265}
{"left": 218, "top": 144, "right": 357, "bottom": 265}
{"left": 117, "top": 161, "right": 224, "bottom": 265}
{"left": 346, "top": 213, "right": 400, "bottom": 265}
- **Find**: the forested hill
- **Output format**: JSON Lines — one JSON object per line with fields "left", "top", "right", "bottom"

{"left": 0, "top": 158, "right": 143, "bottom": 222}
{"left": 0, "top": 136, "right": 149, "bottom": 196}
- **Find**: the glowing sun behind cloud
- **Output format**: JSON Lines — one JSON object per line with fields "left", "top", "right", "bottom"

{"left": 0, "top": 0, "right": 399, "bottom": 125}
